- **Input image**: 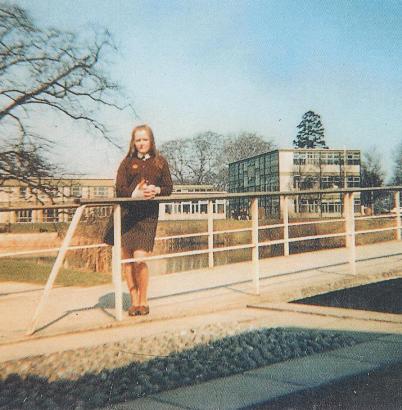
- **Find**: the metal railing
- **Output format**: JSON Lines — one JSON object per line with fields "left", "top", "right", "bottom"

{"left": 1, "top": 186, "right": 401, "bottom": 335}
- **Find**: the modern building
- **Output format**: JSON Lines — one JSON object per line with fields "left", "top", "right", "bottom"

{"left": 0, "top": 180, "right": 226, "bottom": 224}
{"left": 228, "top": 148, "right": 361, "bottom": 217}
{"left": 159, "top": 184, "right": 226, "bottom": 220}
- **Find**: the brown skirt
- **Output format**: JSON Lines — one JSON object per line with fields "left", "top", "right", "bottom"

{"left": 103, "top": 206, "right": 158, "bottom": 252}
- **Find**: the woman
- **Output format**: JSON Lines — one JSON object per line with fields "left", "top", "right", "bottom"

{"left": 104, "top": 124, "right": 173, "bottom": 316}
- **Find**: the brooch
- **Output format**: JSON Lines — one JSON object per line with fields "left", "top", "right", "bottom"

{"left": 132, "top": 164, "right": 139, "bottom": 170}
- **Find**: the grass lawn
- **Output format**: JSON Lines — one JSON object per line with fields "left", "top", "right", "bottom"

{"left": 0, "top": 258, "right": 111, "bottom": 287}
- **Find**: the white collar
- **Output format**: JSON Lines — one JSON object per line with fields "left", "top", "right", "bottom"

{"left": 137, "top": 152, "right": 151, "bottom": 161}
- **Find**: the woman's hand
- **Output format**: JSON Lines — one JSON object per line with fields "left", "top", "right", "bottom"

{"left": 143, "top": 184, "right": 161, "bottom": 199}
{"left": 131, "top": 180, "right": 161, "bottom": 200}
{"left": 131, "top": 179, "right": 147, "bottom": 199}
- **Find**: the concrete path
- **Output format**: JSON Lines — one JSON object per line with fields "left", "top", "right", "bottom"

{"left": 1, "top": 240, "right": 402, "bottom": 408}
{"left": 0, "top": 241, "right": 401, "bottom": 353}
{"left": 108, "top": 333, "right": 402, "bottom": 410}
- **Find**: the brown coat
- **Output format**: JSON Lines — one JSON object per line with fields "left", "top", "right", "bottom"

{"left": 103, "top": 154, "right": 173, "bottom": 251}
{"left": 116, "top": 154, "right": 173, "bottom": 198}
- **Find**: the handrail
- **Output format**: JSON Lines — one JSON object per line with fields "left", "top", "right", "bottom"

{"left": 8, "top": 186, "right": 400, "bottom": 335}
{"left": 1, "top": 185, "right": 401, "bottom": 212}
{"left": 75, "top": 185, "right": 402, "bottom": 205}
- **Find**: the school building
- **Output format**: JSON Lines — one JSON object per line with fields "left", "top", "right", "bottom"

{"left": 228, "top": 148, "right": 361, "bottom": 217}
{"left": 0, "top": 179, "right": 226, "bottom": 224}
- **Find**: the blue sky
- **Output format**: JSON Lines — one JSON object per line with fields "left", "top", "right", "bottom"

{"left": 13, "top": 0, "right": 402, "bottom": 179}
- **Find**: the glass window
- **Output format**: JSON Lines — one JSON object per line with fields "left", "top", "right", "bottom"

{"left": 293, "top": 152, "right": 306, "bottom": 165}
{"left": 306, "top": 151, "right": 320, "bottom": 165}
{"left": 43, "top": 208, "right": 59, "bottom": 223}
{"left": 16, "top": 209, "right": 32, "bottom": 223}
{"left": 64, "top": 209, "right": 75, "bottom": 222}
{"left": 347, "top": 176, "right": 360, "bottom": 187}
{"left": 297, "top": 175, "right": 318, "bottom": 190}
{"left": 321, "top": 201, "right": 342, "bottom": 213}
{"left": 93, "top": 186, "right": 108, "bottom": 197}
{"left": 321, "top": 176, "right": 341, "bottom": 188}
{"left": 71, "top": 185, "right": 82, "bottom": 197}
{"left": 320, "top": 152, "right": 342, "bottom": 165}
{"left": 217, "top": 203, "right": 225, "bottom": 213}
{"left": 19, "top": 187, "right": 27, "bottom": 198}
{"left": 347, "top": 152, "right": 360, "bottom": 165}
{"left": 164, "top": 204, "right": 172, "bottom": 214}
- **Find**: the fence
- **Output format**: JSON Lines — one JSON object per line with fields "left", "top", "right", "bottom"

{"left": 1, "top": 186, "right": 401, "bottom": 335}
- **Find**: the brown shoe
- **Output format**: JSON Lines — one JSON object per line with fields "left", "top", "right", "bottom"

{"left": 128, "top": 305, "right": 139, "bottom": 316}
{"left": 135, "top": 305, "right": 149, "bottom": 316}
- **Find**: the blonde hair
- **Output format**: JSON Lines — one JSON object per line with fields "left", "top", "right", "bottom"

{"left": 127, "top": 124, "right": 163, "bottom": 168}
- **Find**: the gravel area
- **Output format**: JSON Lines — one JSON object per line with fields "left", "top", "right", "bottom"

{"left": 1, "top": 321, "right": 248, "bottom": 382}
{"left": 0, "top": 324, "right": 357, "bottom": 410}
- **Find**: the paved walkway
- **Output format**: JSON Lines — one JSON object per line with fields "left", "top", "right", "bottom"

{"left": 1, "top": 240, "right": 402, "bottom": 408}
{"left": 106, "top": 332, "right": 402, "bottom": 409}
{"left": 1, "top": 241, "right": 402, "bottom": 352}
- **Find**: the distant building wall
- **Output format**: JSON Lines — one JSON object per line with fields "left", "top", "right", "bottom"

{"left": 0, "top": 181, "right": 227, "bottom": 224}
{"left": 229, "top": 148, "right": 361, "bottom": 217}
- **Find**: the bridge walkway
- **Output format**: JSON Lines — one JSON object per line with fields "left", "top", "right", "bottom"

{"left": 0, "top": 240, "right": 401, "bottom": 362}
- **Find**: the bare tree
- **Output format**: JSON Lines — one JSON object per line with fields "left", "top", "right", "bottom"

{"left": 223, "top": 131, "right": 275, "bottom": 163}
{"left": 217, "top": 132, "right": 276, "bottom": 190}
{"left": 160, "top": 131, "right": 225, "bottom": 185}
{"left": 188, "top": 131, "right": 224, "bottom": 185}
{"left": 361, "top": 147, "right": 386, "bottom": 210}
{"left": 0, "top": 2, "right": 132, "bottom": 197}
{"left": 159, "top": 138, "right": 193, "bottom": 184}
{"left": 160, "top": 130, "right": 275, "bottom": 190}
{"left": 392, "top": 142, "right": 402, "bottom": 185}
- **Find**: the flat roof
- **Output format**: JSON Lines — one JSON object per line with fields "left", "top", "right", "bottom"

{"left": 229, "top": 148, "right": 360, "bottom": 165}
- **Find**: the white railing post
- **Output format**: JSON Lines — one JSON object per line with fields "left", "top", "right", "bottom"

{"left": 112, "top": 204, "right": 123, "bottom": 321}
{"left": 344, "top": 192, "right": 356, "bottom": 274}
{"left": 207, "top": 200, "right": 214, "bottom": 268}
{"left": 280, "top": 195, "right": 289, "bottom": 256}
{"left": 27, "top": 205, "right": 86, "bottom": 335}
{"left": 251, "top": 197, "right": 260, "bottom": 294}
{"left": 343, "top": 193, "right": 350, "bottom": 248}
{"left": 394, "top": 191, "right": 401, "bottom": 241}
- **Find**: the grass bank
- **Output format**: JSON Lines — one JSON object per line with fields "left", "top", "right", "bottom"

{"left": 0, "top": 216, "right": 398, "bottom": 286}
{"left": 0, "top": 258, "right": 111, "bottom": 287}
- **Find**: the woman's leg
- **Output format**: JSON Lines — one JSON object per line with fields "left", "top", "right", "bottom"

{"left": 122, "top": 247, "right": 138, "bottom": 307}
{"left": 133, "top": 250, "right": 151, "bottom": 307}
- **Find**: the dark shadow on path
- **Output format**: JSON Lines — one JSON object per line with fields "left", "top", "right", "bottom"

{"left": 32, "top": 292, "right": 133, "bottom": 335}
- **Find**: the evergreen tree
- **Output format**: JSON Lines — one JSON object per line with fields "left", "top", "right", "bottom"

{"left": 293, "top": 111, "right": 327, "bottom": 148}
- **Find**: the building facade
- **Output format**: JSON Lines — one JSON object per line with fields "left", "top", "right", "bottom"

{"left": 159, "top": 184, "right": 226, "bottom": 220}
{"left": 0, "top": 180, "right": 226, "bottom": 224}
{"left": 228, "top": 148, "right": 361, "bottom": 217}
{"left": 0, "top": 178, "right": 115, "bottom": 224}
